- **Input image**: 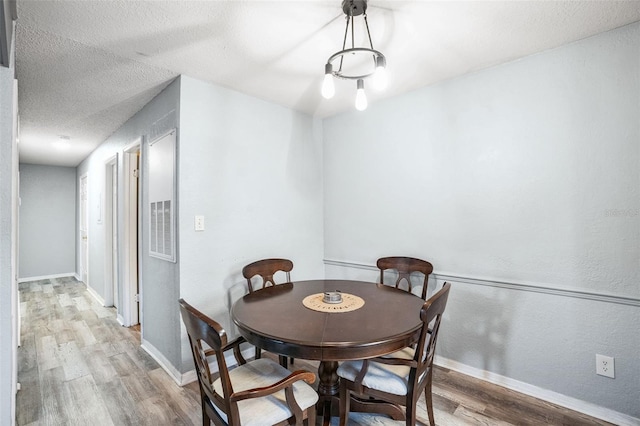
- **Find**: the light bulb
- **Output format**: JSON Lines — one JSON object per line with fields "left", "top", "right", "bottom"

{"left": 355, "top": 79, "right": 367, "bottom": 111}
{"left": 373, "top": 56, "right": 388, "bottom": 90}
{"left": 321, "top": 63, "right": 335, "bottom": 99}
{"left": 322, "top": 74, "right": 335, "bottom": 99}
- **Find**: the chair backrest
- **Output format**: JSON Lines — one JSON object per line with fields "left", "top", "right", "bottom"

{"left": 412, "top": 282, "right": 451, "bottom": 379}
{"left": 377, "top": 256, "right": 434, "bottom": 299}
{"left": 242, "top": 258, "right": 293, "bottom": 293}
{"left": 178, "top": 299, "right": 234, "bottom": 419}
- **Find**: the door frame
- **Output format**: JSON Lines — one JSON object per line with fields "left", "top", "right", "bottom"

{"left": 11, "top": 79, "right": 20, "bottom": 418}
{"left": 103, "top": 154, "right": 118, "bottom": 307}
{"left": 79, "top": 173, "right": 89, "bottom": 286}
{"left": 122, "top": 139, "right": 141, "bottom": 327}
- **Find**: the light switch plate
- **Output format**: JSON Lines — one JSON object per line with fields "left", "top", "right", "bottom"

{"left": 194, "top": 215, "right": 205, "bottom": 231}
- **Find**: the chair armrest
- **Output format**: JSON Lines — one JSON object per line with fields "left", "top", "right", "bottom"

{"left": 204, "top": 336, "right": 249, "bottom": 364}
{"left": 229, "top": 370, "right": 316, "bottom": 402}
{"left": 221, "top": 335, "right": 247, "bottom": 350}
{"left": 222, "top": 335, "right": 248, "bottom": 365}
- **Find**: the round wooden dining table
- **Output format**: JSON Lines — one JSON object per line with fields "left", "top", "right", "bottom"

{"left": 231, "top": 279, "right": 425, "bottom": 425}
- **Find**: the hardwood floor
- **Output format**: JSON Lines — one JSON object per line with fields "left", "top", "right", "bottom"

{"left": 17, "top": 278, "right": 613, "bottom": 426}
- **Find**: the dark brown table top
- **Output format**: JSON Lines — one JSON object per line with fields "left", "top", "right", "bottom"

{"left": 231, "top": 279, "right": 425, "bottom": 361}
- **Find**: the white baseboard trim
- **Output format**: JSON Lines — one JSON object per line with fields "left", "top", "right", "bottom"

{"left": 116, "top": 314, "right": 125, "bottom": 326}
{"left": 141, "top": 339, "right": 183, "bottom": 386}
{"left": 17, "top": 273, "right": 76, "bottom": 283}
{"left": 435, "top": 356, "right": 640, "bottom": 426}
{"left": 84, "top": 284, "right": 105, "bottom": 306}
{"left": 74, "top": 273, "right": 81, "bottom": 281}
{"left": 179, "top": 368, "right": 198, "bottom": 386}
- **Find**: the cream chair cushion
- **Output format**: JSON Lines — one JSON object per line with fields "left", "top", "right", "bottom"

{"left": 336, "top": 347, "right": 417, "bottom": 396}
{"left": 212, "top": 358, "right": 318, "bottom": 426}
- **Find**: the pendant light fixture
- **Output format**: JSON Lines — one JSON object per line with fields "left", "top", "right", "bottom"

{"left": 321, "top": 0, "right": 387, "bottom": 111}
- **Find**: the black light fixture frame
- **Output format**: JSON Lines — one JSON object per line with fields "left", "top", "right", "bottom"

{"left": 325, "top": 0, "right": 386, "bottom": 81}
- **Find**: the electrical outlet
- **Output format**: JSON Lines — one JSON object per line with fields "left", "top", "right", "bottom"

{"left": 596, "top": 354, "right": 615, "bottom": 378}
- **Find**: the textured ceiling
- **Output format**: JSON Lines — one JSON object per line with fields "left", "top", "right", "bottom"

{"left": 15, "top": 0, "right": 640, "bottom": 167}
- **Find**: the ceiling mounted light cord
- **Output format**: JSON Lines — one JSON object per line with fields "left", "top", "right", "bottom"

{"left": 322, "top": 0, "right": 387, "bottom": 111}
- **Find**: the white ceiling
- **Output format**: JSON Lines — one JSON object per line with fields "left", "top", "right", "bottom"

{"left": 15, "top": 0, "right": 640, "bottom": 167}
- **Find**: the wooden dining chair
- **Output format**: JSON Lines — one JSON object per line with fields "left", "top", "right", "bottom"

{"left": 178, "top": 299, "right": 318, "bottom": 426}
{"left": 242, "top": 258, "right": 293, "bottom": 293}
{"left": 242, "top": 258, "right": 294, "bottom": 367}
{"left": 336, "top": 282, "right": 451, "bottom": 426}
{"left": 377, "top": 256, "right": 434, "bottom": 299}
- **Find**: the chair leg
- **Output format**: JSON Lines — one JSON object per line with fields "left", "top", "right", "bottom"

{"left": 339, "top": 379, "right": 350, "bottom": 426}
{"left": 424, "top": 374, "right": 435, "bottom": 426}
{"left": 201, "top": 401, "right": 210, "bottom": 426}
{"left": 278, "top": 355, "right": 289, "bottom": 369}
{"left": 406, "top": 395, "right": 417, "bottom": 426}
{"left": 305, "top": 402, "right": 316, "bottom": 425}
{"left": 255, "top": 346, "right": 261, "bottom": 360}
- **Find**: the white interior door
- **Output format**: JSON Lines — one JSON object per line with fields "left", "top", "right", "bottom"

{"left": 112, "top": 162, "right": 118, "bottom": 307}
{"left": 104, "top": 157, "right": 118, "bottom": 307}
{"left": 80, "top": 174, "right": 88, "bottom": 284}
{"left": 123, "top": 141, "right": 141, "bottom": 327}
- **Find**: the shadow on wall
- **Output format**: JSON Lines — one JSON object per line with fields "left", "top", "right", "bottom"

{"left": 223, "top": 261, "right": 294, "bottom": 337}
{"left": 286, "top": 114, "right": 322, "bottom": 195}
{"left": 226, "top": 279, "right": 248, "bottom": 337}
{"left": 380, "top": 270, "right": 441, "bottom": 299}
{"left": 440, "top": 282, "right": 515, "bottom": 375}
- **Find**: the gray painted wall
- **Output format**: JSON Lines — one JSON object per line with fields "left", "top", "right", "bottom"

{"left": 75, "top": 74, "right": 326, "bottom": 376}
{"left": 177, "top": 76, "right": 325, "bottom": 372}
{"left": 0, "top": 52, "right": 325, "bottom": 422}
{"left": 18, "top": 164, "right": 76, "bottom": 279}
{"left": 139, "top": 105, "right": 181, "bottom": 371}
{"left": 323, "top": 22, "right": 639, "bottom": 419}
{"left": 77, "top": 78, "right": 180, "bottom": 367}
{"left": 62, "top": 21, "right": 637, "bottom": 422}
{"left": 0, "top": 23, "right": 17, "bottom": 425}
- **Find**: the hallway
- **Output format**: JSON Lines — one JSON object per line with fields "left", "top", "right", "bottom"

{"left": 16, "top": 277, "right": 201, "bottom": 425}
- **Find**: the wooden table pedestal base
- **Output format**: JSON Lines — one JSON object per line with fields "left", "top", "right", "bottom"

{"left": 315, "top": 361, "right": 405, "bottom": 425}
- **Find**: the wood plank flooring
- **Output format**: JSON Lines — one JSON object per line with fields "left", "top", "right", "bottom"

{"left": 17, "top": 278, "right": 613, "bottom": 426}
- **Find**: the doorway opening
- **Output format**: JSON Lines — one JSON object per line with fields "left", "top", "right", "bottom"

{"left": 122, "top": 140, "right": 141, "bottom": 331}
{"left": 79, "top": 173, "right": 88, "bottom": 285}
{"left": 104, "top": 156, "right": 118, "bottom": 308}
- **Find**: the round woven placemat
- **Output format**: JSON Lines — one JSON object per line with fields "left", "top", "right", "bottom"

{"left": 302, "top": 293, "right": 365, "bottom": 313}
